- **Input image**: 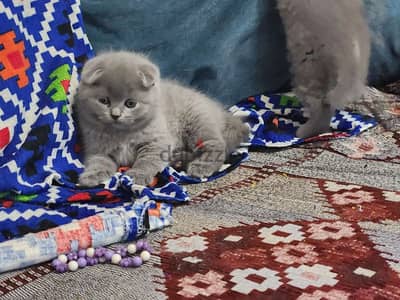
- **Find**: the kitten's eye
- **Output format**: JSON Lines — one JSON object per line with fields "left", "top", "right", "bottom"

{"left": 98, "top": 97, "right": 110, "bottom": 106}
{"left": 125, "top": 98, "right": 137, "bottom": 108}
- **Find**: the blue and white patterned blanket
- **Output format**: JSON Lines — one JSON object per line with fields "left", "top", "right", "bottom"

{"left": 0, "top": 0, "right": 376, "bottom": 272}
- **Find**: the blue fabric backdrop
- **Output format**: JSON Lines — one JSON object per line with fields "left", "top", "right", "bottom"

{"left": 81, "top": 0, "right": 400, "bottom": 105}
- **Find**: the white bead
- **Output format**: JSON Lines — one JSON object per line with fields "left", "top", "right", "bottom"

{"left": 127, "top": 243, "right": 137, "bottom": 254}
{"left": 111, "top": 253, "right": 122, "bottom": 264}
{"left": 68, "top": 261, "right": 79, "bottom": 272}
{"left": 58, "top": 254, "right": 68, "bottom": 264}
{"left": 86, "top": 247, "right": 95, "bottom": 258}
{"left": 98, "top": 257, "right": 106, "bottom": 263}
{"left": 140, "top": 250, "right": 151, "bottom": 262}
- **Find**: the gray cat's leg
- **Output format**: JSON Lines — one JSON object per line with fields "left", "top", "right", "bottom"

{"left": 169, "top": 149, "right": 194, "bottom": 171}
{"left": 187, "top": 139, "right": 226, "bottom": 178}
{"left": 297, "top": 102, "right": 335, "bottom": 138}
{"left": 125, "top": 143, "right": 168, "bottom": 186}
{"left": 79, "top": 154, "right": 117, "bottom": 186}
{"left": 223, "top": 114, "right": 249, "bottom": 155}
{"left": 186, "top": 124, "right": 226, "bottom": 178}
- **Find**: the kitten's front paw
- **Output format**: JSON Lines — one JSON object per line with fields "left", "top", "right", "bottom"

{"left": 79, "top": 169, "right": 113, "bottom": 187}
{"left": 125, "top": 169, "right": 156, "bottom": 186}
{"left": 187, "top": 161, "right": 221, "bottom": 178}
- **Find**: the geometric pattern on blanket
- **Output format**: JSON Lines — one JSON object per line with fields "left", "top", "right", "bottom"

{"left": 0, "top": 0, "right": 183, "bottom": 249}
{"left": 229, "top": 93, "right": 377, "bottom": 148}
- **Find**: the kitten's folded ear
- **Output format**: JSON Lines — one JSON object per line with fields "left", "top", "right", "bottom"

{"left": 81, "top": 58, "right": 104, "bottom": 85}
{"left": 138, "top": 64, "right": 160, "bottom": 89}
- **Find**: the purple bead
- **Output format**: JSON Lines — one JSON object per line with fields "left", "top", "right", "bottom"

{"left": 136, "top": 240, "right": 144, "bottom": 251}
{"left": 67, "top": 252, "right": 78, "bottom": 261}
{"left": 55, "top": 263, "right": 68, "bottom": 273}
{"left": 52, "top": 258, "right": 62, "bottom": 268}
{"left": 89, "top": 258, "right": 96, "bottom": 265}
{"left": 142, "top": 241, "right": 153, "bottom": 253}
{"left": 87, "top": 257, "right": 99, "bottom": 266}
{"left": 131, "top": 256, "right": 143, "bottom": 267}
{"left": 119, "top": 248, "right": 127, "bottom": 257}
{"left": 78, "top": 249, "right": 87, "bottom": 258}
{"left": 120, "top": 258, "right": 131, "bottom": 268}
{"left": 95, "top": 247, "right": 106, "bottom": 257}
{"left": 77, "top": 257, "right": 87, "bottom": 268}
{"left": 86, "top": 257, "right": 94, "bottom": 266}
{"left": 104, "top": 249, "right": 114, "bottom": 261}
{"left": 115, "top": 245, "right": 127, "bottom": 255}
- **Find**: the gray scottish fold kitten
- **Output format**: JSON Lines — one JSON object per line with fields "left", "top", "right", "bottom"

{"left": 277, "top": 0, "right": 371, "bottom": 138}
{"left": 75, "top": 51, "right": 249, "bottom": 186}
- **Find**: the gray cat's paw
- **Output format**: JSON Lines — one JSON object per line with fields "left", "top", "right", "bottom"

{"left": 79, "top": 169, "right": 113, "bottom": 186}
{"left": 296, "top": 123, "right": 317, "bottom": 139}
{"left": 297, "top": 121, "right": 331, "bottom": 139}
{"left": 187, "top": 161, "right": 221, "bottom": 178}
{"left": 125, "top": 169, "right": 156, "bottom": 186}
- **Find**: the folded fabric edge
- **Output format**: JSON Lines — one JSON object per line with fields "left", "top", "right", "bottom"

{"left": 0, "top": 199, "right": 171, "bottom": 273}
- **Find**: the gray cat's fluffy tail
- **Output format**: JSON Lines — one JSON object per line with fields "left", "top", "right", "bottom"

{"left": 223, "top": 114, "right": 250, "bottom": 156}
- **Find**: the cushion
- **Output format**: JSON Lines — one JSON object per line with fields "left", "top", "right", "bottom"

{"left": 81, "top": 0, "right": 400, "bottom": 105}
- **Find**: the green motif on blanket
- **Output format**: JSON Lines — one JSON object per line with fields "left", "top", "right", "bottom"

{"left": 45, "top": 64, "right": 71, "bottom": 114}
{"left": 279, "top": 95, "right": 301, "bottom": 108}
{"left": 14, "top": 194, "right": 38, "bottom": 202}
{"left": 0, "top": 192, "right": 37, "bottom": 202}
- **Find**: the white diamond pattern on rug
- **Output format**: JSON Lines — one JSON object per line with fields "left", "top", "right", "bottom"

{"left": 285, "top": 264, "right": 338, "bottom": 289}
{"left": 258, "top": 224, "right": 304, "bottom": 245}
{"left": 331, "top": 190, "right": 376, "bottom": 205}
{"left": 182, "top": 256, "right": 203, "bottom": 264}
{"left": 165, "top": 235, "right": 208, "bottom": 253}
{"left": 383, "top": 191, "right": 400, "bottom": 202}
{"left": 324, "top": 181, "right": 362, "bottom": 192}
{"left": 307, "top": 221, "right": 355, "bottom": 240}
{"left": 224, "top": 235, "right": 243, "bottom": 242}
{"left": 271, "top": 242, "right": 318, "bottom": 265}
{"left": 230, "top": 267, "right": 282, "bottom": 294}
{"left": 177, "top": 270, "right": 227, "bottom": 298}
{"left": 353, "top": 267, "right": 376, "bottom": 278}
{"left": 298, "top": 289, "right": 351, "bottom": 300}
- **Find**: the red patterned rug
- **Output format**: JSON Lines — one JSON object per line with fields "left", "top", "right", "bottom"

{"left": 160, "top": 219, "right": 399, "bottom": 299}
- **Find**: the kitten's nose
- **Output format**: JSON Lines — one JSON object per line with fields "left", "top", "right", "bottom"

{"left": 111, "top": 108, "right": 121, "bottom": 121}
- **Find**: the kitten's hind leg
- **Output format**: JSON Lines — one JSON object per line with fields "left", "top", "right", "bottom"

{"left": 184, "top": 121, "right": 226, "bottom": 178}
{"left": 169, "top": 149, "right": 195, "bottom": 171}
{"left": 187, "top": 138, "right": 226, "bottom": 178}
{"left": 297, "top": 102, "right": 334, "bottom": 138}
{"left": 223, "top": 114, "right": 250, "bottom": 155}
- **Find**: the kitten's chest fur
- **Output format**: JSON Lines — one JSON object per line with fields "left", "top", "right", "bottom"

{"left": 110, "top": 138, "right": 138, "bottom": 167}
{"left": 83, "top": 124, "right": 164, "bottom": 167}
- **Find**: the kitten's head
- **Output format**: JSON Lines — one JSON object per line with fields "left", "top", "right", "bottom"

{"left": 76, "top": 51, "right": 161, "bottom": 130}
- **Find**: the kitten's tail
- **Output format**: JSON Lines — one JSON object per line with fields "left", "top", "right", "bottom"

{"left": 222, "top": 114, "right": 250, "bottom": 156}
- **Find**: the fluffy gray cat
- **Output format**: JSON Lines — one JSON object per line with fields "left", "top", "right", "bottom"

{"left": 277, "top": 0, "right": 371, "bottom": 138}
{"left": 75, "top": 51, "right": 249, "bottom": 186}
